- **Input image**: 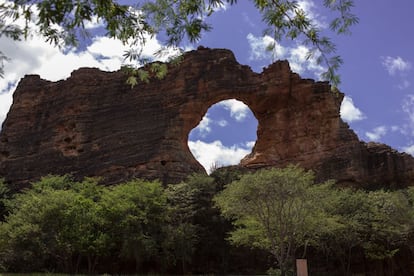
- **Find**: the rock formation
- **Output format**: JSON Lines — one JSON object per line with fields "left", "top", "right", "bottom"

{"left": 1, "top": 47, "right": 414, "bottom": 188}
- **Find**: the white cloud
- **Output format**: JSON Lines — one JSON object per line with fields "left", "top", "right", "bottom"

{"left": 246, "top": 0, "right": 328, "bottom": 75}
{"left": 365, "top": 126, "right": 387, "bottom": 141}
{"left": 386, "top": 95, "right": 414, "bottom": 138}
{"left": 340, "top": 96, "right": 366, "bottom": 123}
{"left": 246, "top": 33, "right": 325, "bottom": 79}
{"left": 288, "top": 45, "right": 324, "bottom": 76}
{"left": 398, "top": 80, "right": 411, "bottom": 90}
{"left": 83, "top": 15, "right": 105, "bottom": 29}
{"left": 190, "top": 100, "right": 254, "bottom": 140}
{"left": 218, "top": 99, "right": 250, "bottom": 122}
{"left": 188, "top": 140, "right": 253, "bottom": 173}
{"left": 381, "top": 56, "right": 411, "bottom": 76}
{"left": 402, "top": 95, "right": 414, "bottom": 135}
{"left": 246, "top": 33, "right": 286, "bottom": 61}
{"left": 403, "top": 145, "right": 414, "bottom": 156}
{"left": 296, "top": 0, "right": 327, "bottom": 29}
{"left": 288, "top": 46, "right": 308, "bottom": 72}
{"left": 87, "top": 37, "right": 127, "bottom": 63}
{"left": 245, "top": 141, "right": 256, "bottom": 148}
{"left": 193, "top": 114, "right": 212, "bottom": 137}
{"left": 217, "top": 119, "right": 228, "bottom": 127}
{"left": 391, "top": 125, "right": 406, "bottom": 135}
{"left": 0, "top": 91, "right": 13, "bottom": 129}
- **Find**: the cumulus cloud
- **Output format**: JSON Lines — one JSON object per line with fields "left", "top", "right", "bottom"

{"left": 340, "top": 96, "right": 366, "bottom": 123}
{"left": 402, "top": 95, "right": 414, "bottom": 135}
{"left": 193, "top": 114, "right": 212, "bottom": 137}
{"left": 218, "top": 99, "right": 251, "bottom": 122}
{"left": 288, "top": 45, "right": 325, "bottom": 76}
{"left": 245, "top": 140, "right": 256, "bottom": 149}
{"left": 0, "top": 92, "right": 13, "bottom": 129}
{"left": 83, "top": 15, "right": 105, "bottom": 30}
{"left": 365, "top": 126, "right": 387, "bottom": 141}
{"left": 296, "top": 0, "right": 327, "bottom": 28}
{"left": 246, "top": 33, "right": 285, "bottom": 61}
{"left": 246, "top": 33, "right": 325, "bottom": 78}
{"left": 382, "top": 95, "right": 414, "bottom": 139}
{"left": 188, "top": 140, "right": 253, "bottom": 173}
{"left": 246, "top": 0, "right": 328, "bottom": 77}
{"left": 403, "top": 145, "right": 414, "bottom": 156}
{"left": 381, "top": 56, "right": 411, "bottom": 76}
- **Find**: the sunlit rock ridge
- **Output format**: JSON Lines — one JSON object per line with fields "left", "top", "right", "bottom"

{"left": 1, "top": 47, "right": 413, "bottom": 188}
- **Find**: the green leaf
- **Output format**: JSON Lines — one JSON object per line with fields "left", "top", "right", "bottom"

{"left": 137, "top": 69, "right": 150, "bottom": 83}
{"left": 126, "top": 75, "right": 138, "bottom": 88}
{"left": 150, "top": 63, "right": 168, "bottom": 79}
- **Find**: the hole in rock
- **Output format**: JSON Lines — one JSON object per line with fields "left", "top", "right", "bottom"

{"left": 188, "top": 99, "right": 258, "bottom": 174}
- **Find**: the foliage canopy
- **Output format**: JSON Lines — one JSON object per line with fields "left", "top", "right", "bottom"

{"left": 2, "top": 168, "right": 414, "bottom": 274}
{"left": 214, "top": 165, "right": 338, "bottom": 275}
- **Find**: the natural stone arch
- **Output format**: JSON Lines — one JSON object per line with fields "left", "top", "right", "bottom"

{"left": 187, "top": 98, "right": 258, "bottom": 172}
{"left": 174, "top": 54, "right": 338, "bottom": 175}
{"left": 1, "top": 47, "right": 414, "bottom": 188}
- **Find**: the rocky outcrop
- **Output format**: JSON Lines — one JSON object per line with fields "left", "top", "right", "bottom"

{"left": 1, "top": 47, "right": 414, "bottom": 188}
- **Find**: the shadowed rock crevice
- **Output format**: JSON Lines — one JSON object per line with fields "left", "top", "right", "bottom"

{"left": 1, "top": 47, "right": 413, "bottom": 188}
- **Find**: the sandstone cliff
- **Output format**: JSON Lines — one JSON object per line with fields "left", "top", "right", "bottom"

{"left": 1, "top": 47, "right": 414, "bottom": 188}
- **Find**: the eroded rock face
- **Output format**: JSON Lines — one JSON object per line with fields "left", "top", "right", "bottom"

{"left": 1, "top": 47, "right": 414, "bottom": 188}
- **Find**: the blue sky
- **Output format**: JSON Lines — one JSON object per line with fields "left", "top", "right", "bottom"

{"left": 1, "top": 1, "right": 414, "bottom": 172}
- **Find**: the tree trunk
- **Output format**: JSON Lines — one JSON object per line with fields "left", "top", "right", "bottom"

{"left": 280, "top": 267, "right": 286, "bottom": 276}
{"left": 75, "top": 254, "right": 82, "bottom": 274}
{"left": 87, "top": 255, "right": 93, "bottom": 274}
{"left": 181, "top": 259, "right": 187, "bottom": 275}
{"left": 346, "top": 246, "right": 352, "bottom": 276}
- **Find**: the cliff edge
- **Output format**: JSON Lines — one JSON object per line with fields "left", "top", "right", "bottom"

{"left": 1, "top": 47, "right": 413, "bottom": 188}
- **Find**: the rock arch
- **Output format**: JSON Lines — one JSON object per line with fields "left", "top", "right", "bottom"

{"left": 1, "top": 47, "right": 414, "bottom": 188}
{"left": 188, "top": 99, "right": 258, "bottom": 172}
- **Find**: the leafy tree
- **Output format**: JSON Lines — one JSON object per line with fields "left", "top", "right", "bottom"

{"left": 0, "top": 176, "right": 170, "bottom": 273}
{"left": 210, "top": 165, "right": 245, "bottom": 187}
{"left": 164, "top": 177, "right": 201, "bottom": 273}
{"left": 317, "top": 187, "right": 367, "bottom": 275}
{"left": 98, "top": 179, "right": 168, "bottom": 272}
{"left": 0, "top": 176, "right": 105, "bottom": 272}
{"left": 0, "top": 0, "right": 358, "bottom": 86}
{"left": 0, "top": 178, "right": 12, "bottom": 221}
{"left": 164, "top": 173, "right": 230, "bottom": 273}
{"left": 164, "top": 173, "right": 256, "bottom": 274}
{"left": 362, "top": 190, "right": 411, "bottom": 261}
{"left": 403, "top": 187, "right": 414, "bottom": 267}
{"left": 319, "top": 188, "right": 412, "bottom": 275}
{"left": 214, "top": 165, "right": 337, "bottom": 276}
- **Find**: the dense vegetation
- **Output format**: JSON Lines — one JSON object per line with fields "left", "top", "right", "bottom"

{"left": 1, "top": 166, "right": 414, "bottom": 275}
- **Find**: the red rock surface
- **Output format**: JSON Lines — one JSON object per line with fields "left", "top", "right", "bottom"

{"left": 1, "top": 47, "right": 414, "bottom": 188}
